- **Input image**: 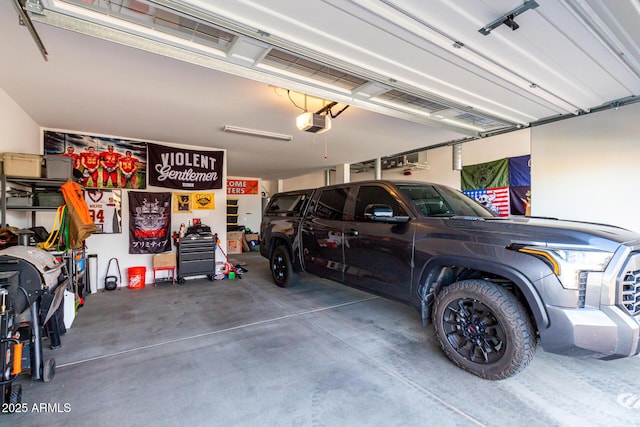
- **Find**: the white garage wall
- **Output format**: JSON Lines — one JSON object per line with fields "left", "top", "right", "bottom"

{"left": 364, "top": 131, "right": 530, "bottom": 187}
{"left": 459, "top": 130, "right": 531, "bottom": 165}
{"left": 0, "top": 89, "right": 40, "bottom": 154}
{"left": 277, "top": 128, "right": 531, "bottom": 191}
{"left": 0, "top": 89, "right": 41, "bottom": 228}
{"left": 281, "top": 170, "right": 327, "bottom": 190}
{"left": 345, "top": 148, "right": 460, "bottom": 185}
{"left": 531, "top": 102, "right": 640, "bottom": 232}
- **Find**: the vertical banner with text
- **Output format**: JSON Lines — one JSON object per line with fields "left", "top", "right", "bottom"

{"left": 128, "top": 191, "right": 171, "bottom": 254}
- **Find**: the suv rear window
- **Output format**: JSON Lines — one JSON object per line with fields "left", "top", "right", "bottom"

{"left": 266, "top": 193, "right": 309, "bottom": 215}
{"left": 315, "top": 187, "right": 349, "bottom": 219}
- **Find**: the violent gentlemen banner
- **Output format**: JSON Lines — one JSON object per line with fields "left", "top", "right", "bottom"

{"left": 147, "top": 142, "right": 223, "bottom": 190}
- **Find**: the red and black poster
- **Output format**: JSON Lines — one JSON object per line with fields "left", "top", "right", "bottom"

{"left": 128, "top": 191, "right": 171, "bottom": 254}
{"left": 147, "top": 142, "right": 223, "bottom": 190}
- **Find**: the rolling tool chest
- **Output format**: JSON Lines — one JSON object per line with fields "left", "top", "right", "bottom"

{"left": 175, "top": 226, "right": 216, "bottom": 284}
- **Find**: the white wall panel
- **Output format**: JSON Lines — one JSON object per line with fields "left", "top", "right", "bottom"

{"left": 281, "top": 129, "right": 531, "bottom": 191}
{"left": 0, "top": 89, "right": 41, "bottom": 228}
{"left": 532, "top": 102, "right": 640, "bottom": 232}
{"left": 0, "top": 89, "right": 40, "bottom": 154}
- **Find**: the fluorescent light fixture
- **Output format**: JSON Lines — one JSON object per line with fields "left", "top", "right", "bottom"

{"left": 223, "top": 125, "right": 292, "bottom": 141}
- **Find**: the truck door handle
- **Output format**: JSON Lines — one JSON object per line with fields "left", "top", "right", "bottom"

{"left": 346, "top": 229, "right": 359, "bottom": 236}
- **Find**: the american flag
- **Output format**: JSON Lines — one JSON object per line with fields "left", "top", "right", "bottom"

{"left": 463, "top": 187, "right": 510, "bottom": 216}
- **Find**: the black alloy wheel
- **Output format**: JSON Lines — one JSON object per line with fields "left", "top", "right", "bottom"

{"left": 433, "top": 279, "right": 536, "bottom": 380}
{"left": 442, "top": 296, "right": 506, "bottom": 365}
{"left": 270, "top": 246, "right": 296, "bottom": 288}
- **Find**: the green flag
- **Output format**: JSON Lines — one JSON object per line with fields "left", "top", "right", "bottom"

{"left": 461, "top": 158, "right": 509, "bottom": 190}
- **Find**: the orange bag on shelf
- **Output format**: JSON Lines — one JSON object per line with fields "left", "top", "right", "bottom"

{"left": 61, "top": 181, "right": 99, "bottom": 248}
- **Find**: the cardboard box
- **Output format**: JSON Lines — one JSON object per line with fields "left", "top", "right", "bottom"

{"left": 227, "top": 239, "right": 242, "bottom": 254}
{"left": 45, "top": 155, "right": 73, "bottom": 180}
{"left": 153, "top": 252, "right": 176, "bottom": 268}
{"left": 227, "top": 231, "right": 243, "bottom": 254}
{"left": 227, "top": 231, "right": 243, "bottom": 240}
{"left": 245, "top": 233, "right": 259, "bottom": 242}
{"left": 1, "top": 152, "right": 42, "bottom": 177}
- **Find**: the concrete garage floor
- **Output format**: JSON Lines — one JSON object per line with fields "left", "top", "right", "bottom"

{"left": 8, "top": 252, "right": 640, "bottom": 426}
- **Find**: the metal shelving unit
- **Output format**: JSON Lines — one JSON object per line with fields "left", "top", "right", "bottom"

{"left": 1, "top": 175, "right": 67, "bottom": 227}
{"left": 1, "top": 171, "right": 87, "bottom": 298}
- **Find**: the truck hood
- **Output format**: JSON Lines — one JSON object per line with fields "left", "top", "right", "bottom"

{"left": 443, "top": 216, "right": 640, "bottom": 252}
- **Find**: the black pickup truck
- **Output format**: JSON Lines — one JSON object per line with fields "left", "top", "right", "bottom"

{"left": 260, "top": 180, "right": 640, "bottom": 379}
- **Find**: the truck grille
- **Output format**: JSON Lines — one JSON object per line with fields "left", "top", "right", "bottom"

{"left": 621, "top": 255, "right": 640, "bottom": 315}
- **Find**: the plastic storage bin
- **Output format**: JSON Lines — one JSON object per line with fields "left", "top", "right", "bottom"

{"left": 1, "top": 153, "right": 42, "bottom": 177}
{"left": 45, "top": 155, "right": 73, "bottom": 180}
{"left": 7, "top": 196, "right": 33, "bottom": 206}
{"left": 36, "top": 191, "right": 65, "bottom": 207}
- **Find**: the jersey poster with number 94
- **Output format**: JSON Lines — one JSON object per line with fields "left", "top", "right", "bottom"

{"left": 85, "top": 190, "right": 122, "bottom": 233}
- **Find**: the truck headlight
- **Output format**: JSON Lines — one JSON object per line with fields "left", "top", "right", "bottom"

{"left": 517, "top": 247, "right": 612, "bottom": 290}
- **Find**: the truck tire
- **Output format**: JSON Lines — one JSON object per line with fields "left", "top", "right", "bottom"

{"left": 432, "top": 279, "right": 536, "bottom": 380}
{"left": 270, "top": 245, "right": 297, "bottom": 288}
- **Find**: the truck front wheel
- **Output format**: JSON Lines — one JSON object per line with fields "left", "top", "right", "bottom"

{"left": 432, "top": 279, "right": 536, "bottom": 380}
{"left": 270, "top": 246, "right": 297, "bottom": 288}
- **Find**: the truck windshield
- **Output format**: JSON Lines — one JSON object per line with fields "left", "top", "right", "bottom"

{"left": 397, "top": 184, "right": 496, "bottom": 218}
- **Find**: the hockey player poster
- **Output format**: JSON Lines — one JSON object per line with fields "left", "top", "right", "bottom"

{"left": 128, "top": 191, "right": 171, "bottom": 254}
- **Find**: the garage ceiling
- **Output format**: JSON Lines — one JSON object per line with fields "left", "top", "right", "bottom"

{"left": 2, "top": 0, "right": 639, "bottom": 180}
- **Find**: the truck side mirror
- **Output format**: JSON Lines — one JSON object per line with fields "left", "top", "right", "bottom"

{"left": 364, "top": 204, "right": 409, "bottom": 223}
